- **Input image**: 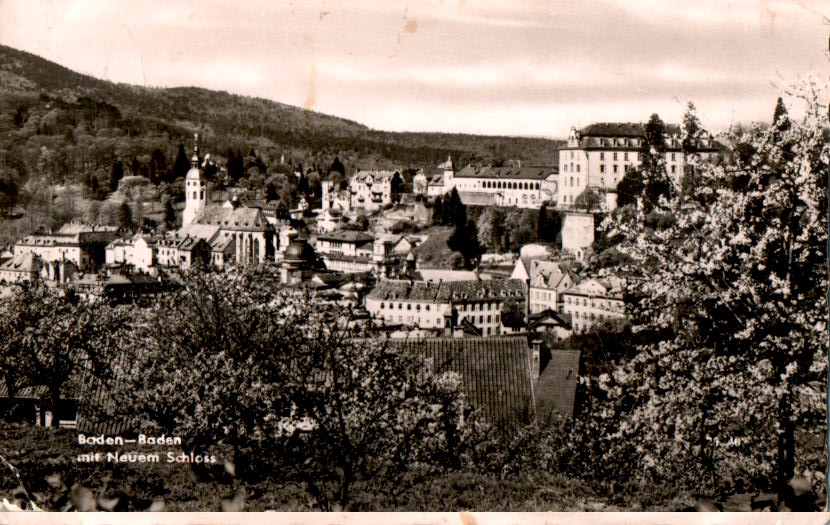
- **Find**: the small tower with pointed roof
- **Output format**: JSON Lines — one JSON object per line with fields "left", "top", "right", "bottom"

{"left": 183, "top": 133, "right": 207, "bottom": 228}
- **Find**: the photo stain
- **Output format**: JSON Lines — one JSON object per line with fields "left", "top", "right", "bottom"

{"left": 459, "top": 512, "right": 476, "bottom": 525}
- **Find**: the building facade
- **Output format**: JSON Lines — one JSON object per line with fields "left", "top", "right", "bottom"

{"left": 365, "top": 278, "right": 525, "bottom": 336}
{"left": 560, "top": 276, "right": 626, "bottom": 333}
{"left": 557, "top": 122, "right": 717, "bottom": 208}
{"left": 349, "top": 170, "right": 404, "bottom": 212}
{"left": 14, "top": 223, "right": 119, "bottom": 272}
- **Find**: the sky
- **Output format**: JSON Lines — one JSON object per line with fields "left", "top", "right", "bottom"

{"left": 0, "top": 0, "right": 828, "bottom": 137}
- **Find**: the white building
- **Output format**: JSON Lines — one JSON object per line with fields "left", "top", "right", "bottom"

{"left": 560, "top": 276, "right": 626, "bottom": 334}
{"left": 365, "top": 278, "right": 525, "bottom": 337}
{"left": 526, "top": 259, "right": 579, "bottom": 314}
{"left": 427, "top": 156, "right": 455, "bottom": 198}
{"left": 426, "top": 155, "right": 557, "bottom": 209}
{"left": 14, "top": 222, "right": 119, "bottom": 272}
{"left": 557, "top": 122, "right": 717, "bottom": 209}
{"left": 349, "top": 170, "right": 404, "bottom": 212}
{"left": 316, "top": 208, "right": 345, "bottom": 233}
{"left": 105, "top": 234, "right": 156, "bottom": 272}
{"left": 0, "top": 252, "right": 42, "bottom": 283}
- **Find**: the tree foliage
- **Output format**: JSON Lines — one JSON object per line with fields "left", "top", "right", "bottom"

{"left": 590, "top": 80, "right": 828, "bottom": 500}
{"left": 105, "top": 270, "right": 476, "bottom": 509}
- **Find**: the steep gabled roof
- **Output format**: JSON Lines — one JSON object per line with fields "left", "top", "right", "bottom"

{"left": 391, "top": 336, "right": 534, "bottom": 425}
{"left": 535, "top": 349, "right": 581, "bottom": 420}
{"left": 0, "top": 252, "right": 42, "bottom": 273}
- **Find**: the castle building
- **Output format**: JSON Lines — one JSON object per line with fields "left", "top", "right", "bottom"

{"left": 557, "top": 122, "right": 717, "bottom": 209}
{"left": 426, "top": 156, "right": 557, "bottom": 209}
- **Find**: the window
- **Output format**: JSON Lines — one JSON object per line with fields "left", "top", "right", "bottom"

{"left": 600, "top": 164, "right": 605, "bottom": 173}
{"left": 380, "top": 302, "right": 385, "bottom": 309}
{"left": 570, "top": 151, "right": 574, "bottom": 159}
{"left": 671, "top": 165, "right": 677, "bottom": 174}
{"left": 671, "top": 153, "right": 676, "bottom": 161}
{"left": 570, "top": 176, "right": 574, "bottom": 186}
{"left": 479, "top": 315, "right": 483, "bottom": 323}
{"left": 624, "top": 152, "right": 629, "bottom": 161}
{"left": 613, "top": 152, "right": 618, "bottom": 161}
{"left": 600, "top": 152, "right": 605, "bottom": 160}
{"left": 613, "top": 165, "right": 618, "bottom": 173}
{"left": 426, "top": 305, "right": 430, "bottom": 311}
{"left": 576, "top": 165, "right": 581, "bottom": 173}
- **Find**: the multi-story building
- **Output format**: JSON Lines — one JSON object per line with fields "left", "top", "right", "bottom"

{"left": 365, "top": 278, "right": 525, "bottom": 336}
{"left": 451, "top": 164, "right": 558, "bottom": 208}
{"left": 557, "top": 122, "right": 717, "bottom": 209}
{"left": 105, "top": 234, "right": 156, "bottom": 272}
{"left": 321, "top": 179, "right": 351, "bottom": 212}
{"left": 526, "top": 259, "right": 579, "bottom": 314}
{"left": 428, "top": 156, "right": 557, "bottom": 208}
{"left": 348, "top": 170, "right": 404, "bottom": 212}
{"left": 316, "top": 231, "right": 375, "bottom": 273}
{"left": 14, "top": 222, "right": 119, "bottom": 272}
{"left": 560, "top": 276, "right": 626, "bottom": 333}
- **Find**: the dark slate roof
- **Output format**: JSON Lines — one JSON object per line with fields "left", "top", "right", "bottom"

{"left": 391, "top": 336, "right": 534, "bottom": 425}
{"left": 535, "top": 349, "right": 581, "bottom": 420}
{"left": 194, "top": 204, "right": 272, "bottom": 232}
{"left": 579, "top": 122, "right": 649, "bottom": 138}
{"left": 455, "top": 165, "right": 556, "bottom": 180}
{"left": 568, "top": 122, "right": 715, "bottom": 152}
{"left": 528, "top": 309, "right": 572, "bottom": 329}
{"left": 317, "top": 231, "right": 374, "bottom": 243}
{"left": 367, "top": 278, "right": 524, "bottom": 303}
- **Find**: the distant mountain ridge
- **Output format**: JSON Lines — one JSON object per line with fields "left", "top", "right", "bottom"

{"left": 0, "top": 44, "right": 563, "bottom": 175}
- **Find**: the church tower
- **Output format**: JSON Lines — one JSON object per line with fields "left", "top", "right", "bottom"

{"left": 183, "top": 133, "right": 206, "bottom": 228}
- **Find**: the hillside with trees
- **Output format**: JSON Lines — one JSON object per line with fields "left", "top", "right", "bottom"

{"left": 0, "top": 44, "right": 562, "bottom": 243}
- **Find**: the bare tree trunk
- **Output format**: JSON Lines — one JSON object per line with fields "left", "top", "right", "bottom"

{"left": 777, "top": 391, "right": 795, "bottom": 503}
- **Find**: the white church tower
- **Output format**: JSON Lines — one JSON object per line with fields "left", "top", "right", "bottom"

{"left": 183, "top": 133, "right": 206, "bottom": 228}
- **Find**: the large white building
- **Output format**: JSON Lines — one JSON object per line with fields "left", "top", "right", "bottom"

{"left": 427, "top": 156, "right": 557, "bottom": 209}
{"left": 557, "top": 122, "right": 717, "bottom": 208}
{"left": 365, "top": 278, "right": 525, "bottom": 336}
{"left": 14, "top": 222, "right": 119, "bottom": 272}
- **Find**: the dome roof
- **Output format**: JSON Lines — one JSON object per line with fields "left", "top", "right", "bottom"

{"left": 186, "top": 166, "right": 204, "bottom": 180}
{"left": 284, "top": 238, "right": 316, "bottom": 263}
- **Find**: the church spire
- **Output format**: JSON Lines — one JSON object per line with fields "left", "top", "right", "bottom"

{"left": 191, "top": 133, "right": 200, "bottom": 168}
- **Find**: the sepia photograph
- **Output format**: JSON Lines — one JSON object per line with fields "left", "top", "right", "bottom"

{"left": 0, "top": 0, "right": 827, "bottom": 515}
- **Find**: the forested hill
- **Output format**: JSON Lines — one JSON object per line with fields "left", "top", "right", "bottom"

{"left": 0, "top": 44, "right": 562, "bottom": 193}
